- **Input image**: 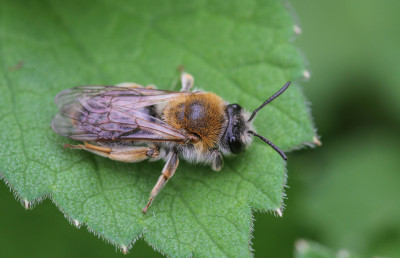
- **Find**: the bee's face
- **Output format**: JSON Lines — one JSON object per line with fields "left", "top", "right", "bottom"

{"left": 222, "top": 104, "right": 253, "bottom": 154}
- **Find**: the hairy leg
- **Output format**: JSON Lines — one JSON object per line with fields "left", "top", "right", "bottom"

{"left": 211, "top": 149, "right": 224, "bottom": 171}
{"left": 143, "top": 150, "right": 179, "bottom": 213}
{"left": 65, "top": 142, "right": 159, "bottom": 162}
{"left": 180, "top": 72, "right": 194, "bottom": 92}
{"left": 116, "top": 82, "right": 156, "bottom": 89}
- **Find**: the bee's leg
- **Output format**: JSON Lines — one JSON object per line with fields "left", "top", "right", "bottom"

{"left": 210, "top": 149, "right": 224, "bottom": 171}
{"left": 145, "top": 84, "right": 157, "bottom": 89}
{"left": 116, "top": 82, "right": 157, "bottom": 90}
{"left": 143, "top": 150, "right": 179, "bottom": 213}
{"left": 65, "top": 142, "right": 159, "bottom": 162}
{"left": 180, "top": 72, "right": 194, "bottom": 92}
{"left": 115, "top": 82, "right": 145, "bottom": 88}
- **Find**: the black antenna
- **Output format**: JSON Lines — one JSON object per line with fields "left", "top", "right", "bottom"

{"left": 248, "top": 81, "right": 291, "bottom": 122}
{"left": 248, "top": 130, "right": 287, "bottom": 160}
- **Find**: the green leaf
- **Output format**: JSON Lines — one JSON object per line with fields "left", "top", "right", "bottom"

{"left": 0, "top": 0, "right": 315, "bottom": 256}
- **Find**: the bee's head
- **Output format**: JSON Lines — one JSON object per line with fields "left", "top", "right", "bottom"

{"left": 222, "top": 82, "right": 291, "bottom": 160}
{"left": 222, "top": 103, "right": 252, "bottom": 154}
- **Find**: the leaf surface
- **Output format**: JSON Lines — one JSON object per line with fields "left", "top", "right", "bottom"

{"left": 0, "top": 0, "right": 315, "bottom": 256}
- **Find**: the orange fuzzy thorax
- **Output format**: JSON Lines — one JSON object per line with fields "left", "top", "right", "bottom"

{"left": 163, "top": 92, "right": 226, "bottom": 151}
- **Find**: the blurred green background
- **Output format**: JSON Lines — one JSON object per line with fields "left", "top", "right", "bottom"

{"left": 1, "top": 0, "right": 399, "bottom": 257}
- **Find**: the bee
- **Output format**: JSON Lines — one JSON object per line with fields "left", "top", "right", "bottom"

{"left": 52, "top": 72, "right": 290, "bottom": 213}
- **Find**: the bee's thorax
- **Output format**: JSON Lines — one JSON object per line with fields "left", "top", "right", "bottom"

{"left": 163, "top": 92, "right": 226, "bottom": 151}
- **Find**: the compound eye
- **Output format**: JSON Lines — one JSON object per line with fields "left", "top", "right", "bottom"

{"left": 230, "top": 104, "right": 242, "bottom": 112}
{"left": 225, "top": 103, "right": 245, "bottom": 154}
{"left": 228, "top": 136, "right": 245, "bottom": 154}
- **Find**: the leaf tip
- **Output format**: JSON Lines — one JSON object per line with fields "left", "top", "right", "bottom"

{"left": 293, "top": 24, "right": 302, "bottom": 35}
{"left": 303, "top": 70, "right": 311, "bottom": 80}
{"left": 295, "top": 239, "right": 309, "bottom": 253}
{"left": 275, "top": 208, "right": 283, "bottom": 217}
{"left": 73, "top": 219, "right": 80, "bottom": 228}
{"left": 121, "top": 245, "right": 128, "bottom": 254}
{"left": 313, "top": 136, "right": 322, "bottom": 146}
{"left": 23, "top": 200, "right": 30, "bottom": 210}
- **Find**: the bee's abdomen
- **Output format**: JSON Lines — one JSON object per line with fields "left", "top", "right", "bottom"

{"left": 163, "top": 93, "right": 226, "bottom": 150}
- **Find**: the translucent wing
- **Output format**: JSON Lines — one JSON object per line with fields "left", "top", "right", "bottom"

{"left": 52, "top": 86, "right": 188, "bottom": 143}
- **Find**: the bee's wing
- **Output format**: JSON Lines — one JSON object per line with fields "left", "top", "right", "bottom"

{"left": 52, "top": 86, "right": 188, "bottom": 142}
{"left": 54, "top": 86, "right": 177, "bottom": 109}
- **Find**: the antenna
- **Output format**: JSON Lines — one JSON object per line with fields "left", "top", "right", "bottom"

{"left": 248, "top": 81, "right": 291, "bottom": 122}
{"left": 248, "top": 130, "right": 287, "bottom": 160}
